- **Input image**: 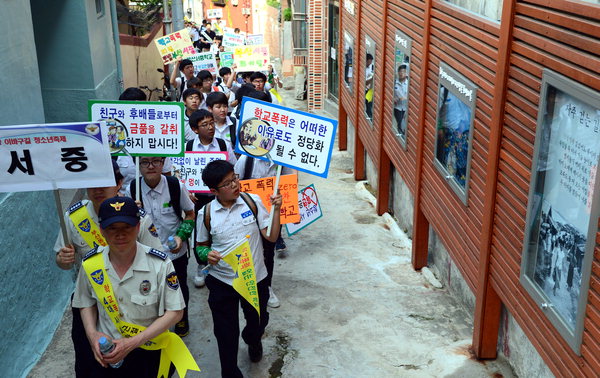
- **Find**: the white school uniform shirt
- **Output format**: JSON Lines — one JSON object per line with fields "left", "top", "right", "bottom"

{"left": 190, "top": 136, "right": 237, "bottom": 165}
{"left": 196, "top": 193, "right": 269, "bottom": 286}
{"left": 117, "top": 156, "right": 173, "bottom": 196}
{"left": 140, "top": 176, "right": 194, "bottom": 261}
{"left": 183, "top": 113, "right": 196, "bottom": 142}
{"left": 214, "top": 117, "right": 235, "bottom": 147}
{"left": 234, "top": 155, "right": 294, "bottom": 179}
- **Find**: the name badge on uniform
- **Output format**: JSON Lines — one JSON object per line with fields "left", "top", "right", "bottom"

{"left": 241, "top": 210, "right": 252, "bottom": 219}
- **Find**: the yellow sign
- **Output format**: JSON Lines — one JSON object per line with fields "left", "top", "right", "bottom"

{"left": 221, "top": 238, "right": 260, "bottom": 315}
{"left": 68, "top": 204, "right": 106, "bottom": 249}
{"left": 155, "top": 29, "right": 197, "bottom": 64}
{"left": 240, "top": 174, "right": 300, "bottom": 224}
{"left": 233, "top": 44, "right": 270, "bottom": 72}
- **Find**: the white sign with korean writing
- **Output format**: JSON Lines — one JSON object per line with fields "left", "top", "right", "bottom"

{"left": 207, "top": 8, "right": 223, "bottom": 19}
{"left": 233, "top": 44, "right": 270, "bottom": 72}
{"left": 171, "top": 151, "right": 229, "bottom": 193}
{"left": 236, "top": 98, "right": 338, "bottom": 178}
{"left": 222, "top": 32, "right": 245, "bottom": 48}
{"left": 189, "top": 52, "right": 218, "bottom": 75}
{"left": 246, "top": 34, "right": 264, "bottom": 45}
{"left": 285, "top": 184, "right": 323, "bottom": 235}
{"left": 0, "top": 122, "right": 114, "bottom": 192}
{"left": 89, "top": 101, "right": 185, "bottom": 157}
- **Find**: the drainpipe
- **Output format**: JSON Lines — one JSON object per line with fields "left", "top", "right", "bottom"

{"left": 109, "top": 0, "right": 124, "bottom": 91}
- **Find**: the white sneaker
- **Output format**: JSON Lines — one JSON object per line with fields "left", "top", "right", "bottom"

{"left": 194, "top": 266, "right": 206, "bottom": 288}
{"left": 267, "top": 287, "right": 280, "bottom": 308}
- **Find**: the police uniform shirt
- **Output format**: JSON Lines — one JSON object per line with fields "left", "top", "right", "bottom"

{"left": 53, "top": 200, "right": 163, "bottom": 267}
{"left": 214, "top": 116, "right": 234, "bottom": 148}
{"left": 140, "top": 176, "right": 195, "bottom": 261}
{"left": 196, "top": 193, "right": 268, "bottom": 286}
{"left": 234, "top": 155, "right": 294, "bottom": 180}
{"left": 72, "top": 243, "right": 185, "bottom": 340}
{"left": 190, "top": 135, "right": 238, "bottom": 165}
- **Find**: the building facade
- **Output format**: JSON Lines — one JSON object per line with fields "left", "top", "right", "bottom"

{"left": 337, "top": 0, "right": 600, "bottom": 376}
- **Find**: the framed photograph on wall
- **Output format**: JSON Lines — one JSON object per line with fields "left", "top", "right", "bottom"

{"left": 433, "top": 63, "right": 477, "bottom": 205}
{"left": 364, "top": 35, "right": 376, "bottom": 124}
{"left": 343, "top": 31, "right": 354, "bottom": 93}
{"left": 392, "top": 30, "right": 412, "bottom": 147}
{"left": 520, "top": 69, "right": 600, "bottom": 354}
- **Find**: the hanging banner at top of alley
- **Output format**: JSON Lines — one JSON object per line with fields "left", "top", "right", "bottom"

{"left": 154, "top": 29, "right": 197, "bottom": 64}
{"left": 0, "top": 122, "right": 114, "bottom": 192}
{"left": 233, "top": 44, "right": 270, "bottom": 72}
{"left": 236, "top": 98, "right": 338, "bottom": 178}
{"left": 89, "top": 100, "right": 185, "bottom": 157}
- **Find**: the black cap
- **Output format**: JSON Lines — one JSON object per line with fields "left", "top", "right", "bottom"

{"left": 98, "top": 197, "right": 140, "bottom": 228}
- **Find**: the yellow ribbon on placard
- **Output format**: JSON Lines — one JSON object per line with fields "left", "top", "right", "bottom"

{"left": 68, "top": 204, "right": 106, "bottom": 249}
{"left": 83, "top": 252, "right": 200, "bottom": 378}
{"left": 221, "top": 237, "right": 260, "bottom": 316}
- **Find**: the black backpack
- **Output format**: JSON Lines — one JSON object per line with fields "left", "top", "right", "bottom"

{"left": 130, "top": 175, "right": 182, "bottom": 221}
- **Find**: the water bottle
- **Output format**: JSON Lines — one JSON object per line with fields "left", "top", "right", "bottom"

{"left": 98, "top": 337, "right": 123, "bottom": 368}
{"left": 167, "top": 236, "right": 178, "bottom": 250}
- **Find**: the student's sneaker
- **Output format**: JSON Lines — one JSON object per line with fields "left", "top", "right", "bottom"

{"left": 194, "top": 266, "right": 206, "bottom": 288}
{"left": 248, "top": 341, "right": 263, "bottom": 362}
{"left": 275, "top": 237, "right": 287, "bottom": 257}
{"left": 175, "top": 320, "right": 189, "bottom": 337}
{"left": 267, "top": 287, "right": 280, "bottom": 308}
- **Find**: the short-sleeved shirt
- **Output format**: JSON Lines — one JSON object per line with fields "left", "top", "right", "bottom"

{"left": 54, "top": 200, "right": 163, "bottom": 270}
{"left": 234, "top": 155, "right": 294, "bottom": 180}
{"left": 140, "top": 176, "right": 195, "bottom": 261}
{"left": 196, "top": 193, "right": 268, "bottom": 286}
{"left": 72, "top": 243, "right": 185, "bottom": 340}
{"left": 190, "top": 136, "right": 237, "bottom": 165}
{"left": 394, "top": 79, "right": 408, "bottom": 111}
{"left": 214, "top": 117, "right": 234, "bottom": 148}
{"left": 183, "top": 113, "right": 196, "bottom": 142}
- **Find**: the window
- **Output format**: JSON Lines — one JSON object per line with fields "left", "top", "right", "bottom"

{"left": 444, "top": 0, "right": 502, "bottom": 22}
{"left": 292, "top": 0, "right": 307, "bottom": 50}
{"left": 433, "top": 63, "right": 477, "bottom": 204}
{"left": 392, "top": 30, "right": 412, "bottom": 146}
{"left": 342, "top": 31, "right": 354, "bottom": 92}
{"left": 364, "top": 35, "right": 376, "bottom": 124}
{"left": 95, "top": 0, "right": 104, "bottom": 18}
{"left": 520, "top": 69, "right": 600, "bottom": 354}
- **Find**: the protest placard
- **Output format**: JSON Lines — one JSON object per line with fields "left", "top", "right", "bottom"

{"left": 154, "top": 29, "right": 196, "bottom": 64}
{"left": 236, "top": 98, "right": 338, "bottom": 178}
{"left": 189, "top": 52, "right": 218, "bottom": 75}
{"left": 206, "top": 8, "right": 223, "bottom": 19}
{"left": 246, "top": 34, "right": 264, "bottom": 45}
{"left": 171, "top": 151, "right": 229, "bottom": 193}
{"left": 222, "top": 32, "right": 245, "bottom": 48}
{"left": 89, "top": 101, "right": 185, "bottom": 157}
{"left": 240, "top": 174, "right": 300, "bottom": 224}
{"left": 285, "top": 184, "right": 322, "bottom": 235}
{"left": 233, "top": 44, "right": 270, "bottom": 72}
{"left": 221, "top": 237, "right": 260, "bottom": 315}
{"left": 0, "top": 122, "right": 114, "bottom": 192}
{"left": 220, "top": 51, "right": 235, "bottom": 68}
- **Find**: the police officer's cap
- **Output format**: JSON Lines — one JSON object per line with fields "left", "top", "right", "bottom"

{"left": 98, "top": 196, "right": 140, "bottom": 228}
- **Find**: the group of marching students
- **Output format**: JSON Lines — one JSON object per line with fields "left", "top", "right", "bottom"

{"left": 54, "top": 18, "right": 294, "bottom": 378}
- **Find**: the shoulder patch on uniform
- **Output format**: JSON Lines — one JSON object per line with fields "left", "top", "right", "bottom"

{"left": 139, "top": 207, "right": 147, "bottom": 217}
{"left": 82, "top": 246, "right": 101, "bottom": 261}
{"left": 68, "top": 201, "right": 85, "bottom": 214}
{"left": 166, "top": 271, "right": 179, "bottom": 290}
{"left": 148, "top": 248, "right": 167, "bottom": 260}
{"left": 148, "top": 223, "right": 159, "bottom": 237}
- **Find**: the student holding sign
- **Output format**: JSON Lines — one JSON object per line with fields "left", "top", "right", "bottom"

{"left": 171, "top": 58, "right": 196, "bottom": 102}
{"left": 195, "top": 160, "right": 282, "bottom": 377}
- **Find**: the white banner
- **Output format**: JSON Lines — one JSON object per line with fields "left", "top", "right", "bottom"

{"left": 285, "top": 184, "right": 323, "bottom": 235}
{"left": 171, "top": 151, "right": 229, "bottom": 193}
{"left": 246, "top": 34, "right": 264, "bottom": 45}
{"left": 207, "top": 8, "right": 223, "bottom": 19}
{"left": 89, "top": 101, "right": 185, "bottom": 157}
{"left": 189, "top": 52, "right": 218, "bottom": 75}
{"left": 222, "top": 32, "right": 245, "bottom": 48}
{"left": 0, "top": 122, "right": 114, "bottom": 192}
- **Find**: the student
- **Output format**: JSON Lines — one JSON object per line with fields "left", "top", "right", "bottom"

{"left": 394, "top": 64, "right": 409, "bottom": 136}
{"left": 199, "top": 23, "right": 216, "bottom": 51}
{"left": 130, "top": 156, "right": 196, "bottom": 337}
{"left": 182, "top": 88, "right": 202, "bottom": 142}
{"left": 250, "top": 71, "right": 279, "bottom": 104}
{"left": 171, "top": 58, "right": 195, "bottom": 101}
{"left": 216, "top": 66, "right": 240, "bottom": 114}
{"left": 54, "top": 161, "right": 162, "bottom": 377}
{"left": 197, "top": 70, "right": 215, "bottom": 110}
{"left": 195, "top": 160, "right": 282, "bottom": 377}
{"left": 206, "top": 91, "right": 236, "bottom": 148}
{"left": 72, "top": 196, "right": 185, "bottom": 377}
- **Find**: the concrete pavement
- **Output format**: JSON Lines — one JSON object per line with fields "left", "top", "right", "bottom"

{"left": 28, "top": 78, "right": 515, "bottom": 378}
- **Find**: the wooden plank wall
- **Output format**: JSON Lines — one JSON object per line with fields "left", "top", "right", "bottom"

{"left": 489, "top": 0, "right": 600, "bottom": 376}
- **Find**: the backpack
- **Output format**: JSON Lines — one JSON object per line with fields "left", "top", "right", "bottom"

{"left": 177, "top": 77, "right": 187, "bottom": 101}
{"left": 241, "top": 156, "right": 255, "bottom": 180}
{"left": 228, "top": 116, "right": 237, "bottom": 147}
{"left": 203, "top": 192, "right": 259, "bottom": 243}
{"left": 186, "top": 137, "right": 227, "bottom": 152}
{"left": 130, "top": 175, "right": 183, "bottom": 221}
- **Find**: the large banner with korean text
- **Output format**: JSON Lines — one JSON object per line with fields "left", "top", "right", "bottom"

{"left": 89, "top": 101, "right": 185, "bottom": 157}
{"left": 240, "top": 174, "right": 300, "bottom": 224}
{"left": 232, "top": 44, "right": 270, "bottom": 72}
{"left": 0, "top": 122, "right": 114, "bottom": 192}
{"left": 154, "top": 29, "right": 196, "bottom": 64}
{"left": 171, "top": 151, "right": 229, "bottom": 193}
{"left": 189, "top": 52, "right": 218, "bottom": 76}
{"left": 236, "top": 98, "right": 338, "bottom": 177}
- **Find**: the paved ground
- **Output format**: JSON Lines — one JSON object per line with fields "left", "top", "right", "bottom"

{"left": 28, "top": 73, "right": 515, "bottom": 378}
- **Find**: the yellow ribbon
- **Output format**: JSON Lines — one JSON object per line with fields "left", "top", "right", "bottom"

{"left": 269, "top": 88, "right": 283, "bottom": 105}
{"left": 83, "top": 252, "right": 200, "bottom": 377}
{"left": 68, "top": 203, "right": 106, "bottom": 249}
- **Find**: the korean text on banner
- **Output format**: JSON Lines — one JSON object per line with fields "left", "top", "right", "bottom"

{"left": 220, "top": 52, "right": 235, "bottom": 68}
{"left": 207, "top": 8, "right": 223, "bottom": 19}
{"left": 240, "top": 174, "right": 300, "bottom": 224}
{"left": 154, "top": 29, "right": 196, "bottom": 64}
{"left": 189, "top": 52, "right": 218, "bottom": 75}
{"left": 233, "top": 44, "right": 270, "bottom": 72}
{"left": 89, "top": 100, "right": 185, "bottom": 157}
{"left": 221, "top": 238, "right": 260, "bottom": 315}
{"left": 245, "top": 34, "right": 264, "bottom": 45}
{"left": 171, "top": 151, "right": 229, "bottom": 193}
{"left": 236, "top": 98, "right": 338, "bottom": 178}
{"left": 0, "top": 122, "right": 114, "bottom": 192}
{"left": 222, "top": 32, "right": 245, "bottom": 48}
{"left": 286, "top": 184, "right": 323, "bottom": 235}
